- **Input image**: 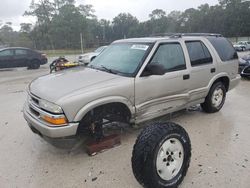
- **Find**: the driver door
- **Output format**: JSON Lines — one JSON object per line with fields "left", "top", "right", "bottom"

{"left": 134, "top": 41, "right": 190, "bottom": 123}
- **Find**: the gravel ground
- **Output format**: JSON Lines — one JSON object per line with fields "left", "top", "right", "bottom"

{"left": 0, "top": 52, "right": 249, "bottom": 188}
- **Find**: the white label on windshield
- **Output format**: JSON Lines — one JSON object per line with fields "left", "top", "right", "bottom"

{"left": 131, "top": 44, "right": 149, "bottom": 51}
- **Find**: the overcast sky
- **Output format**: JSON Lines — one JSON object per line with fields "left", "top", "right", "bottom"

{"left": 0, "top": 0, "right": 219, "bottom": 30}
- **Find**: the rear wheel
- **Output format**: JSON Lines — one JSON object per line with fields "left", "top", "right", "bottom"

{"left": 132, "top": 122, "right": 191, "bottom": 188}
{"left": 201, "top": 82, "right": 226, "bottom": 113}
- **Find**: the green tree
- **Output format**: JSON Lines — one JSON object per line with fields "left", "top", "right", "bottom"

{"left": 112, "top": 13, "right": 139, "bottom": 39}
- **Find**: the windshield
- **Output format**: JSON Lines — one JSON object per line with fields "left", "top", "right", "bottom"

{"left": 237, "top": 41, "right": 246, "bottom": 45}
{"left": 95, "top": 46, "right": 106, "bottom": 53}
{"left": 88, "top": 43, "right": 152, "bottom": 76}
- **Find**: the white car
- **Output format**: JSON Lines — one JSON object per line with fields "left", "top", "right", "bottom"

{"left": 78, "top": 46, "right": 107, "bottom": 64}
{"left": 233, "top": 41, "right": 250, "bottom": 51}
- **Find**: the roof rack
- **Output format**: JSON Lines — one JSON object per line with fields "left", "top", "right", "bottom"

{"left": 150, "top": 33, "right": 223, "bottom": 38}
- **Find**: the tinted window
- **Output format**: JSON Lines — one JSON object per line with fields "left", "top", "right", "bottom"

{"left": 185, "top": 41, "right": 212, "bottom": 66}
{"left": 15, "top": 49, "right": 27, "bottom": 55}
{"left": 207, "top": 37, "right": 238, "bottom": 61}
{"left": 150, "top": 43, "right": 186, "bottom": 72}
{"left": 0, "top": 50, "right": 14, "bottom": 56}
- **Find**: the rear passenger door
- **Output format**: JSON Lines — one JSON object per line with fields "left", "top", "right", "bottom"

{"left": 13, "top": 49, "right": 29, "bottom": 67}
{"left": 184, "top": 40, "right": 215, "bottom": 101}
{"left": 206, "top": 37, "right": 238, "bottom": 80}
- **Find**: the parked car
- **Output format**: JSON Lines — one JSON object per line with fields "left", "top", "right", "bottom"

{"left": 233, "top": 41, "right": 250, "bottom": 51}
{"left": 239, "top": 54, "right": 250, "bottom": 72}
{"left": 241, "top": 65, "right": 250, "bottom": 78}
{"left": 78, "top": 46, "right": 107, "bottom": 65}
{"left": 0, "top": 47, "right": 47, "bottom": 69}
{"left": 24, "top": 33, "right": 240, "bottom": 144}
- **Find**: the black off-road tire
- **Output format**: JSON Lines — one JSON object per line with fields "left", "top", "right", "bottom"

{"left": 201, "top": 81, "right": 226, "bottom": 113}
{"left": 132, "top": 122, "right": 191, "bottom": 188}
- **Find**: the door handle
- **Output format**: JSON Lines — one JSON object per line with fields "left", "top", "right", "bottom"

{"left": 211, "top": 68, "right": 216, "bottom": 73}
{"left": 183, "top": 74, "right": 190, "bottom": 80}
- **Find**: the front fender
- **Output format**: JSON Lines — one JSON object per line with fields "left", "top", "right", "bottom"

{"left": 73, "top": 96, "right": 135, "bottom": 122}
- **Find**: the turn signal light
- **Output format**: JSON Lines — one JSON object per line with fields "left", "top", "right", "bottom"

{"left": 42, "top": 115, "right": 67, "bottom": 125}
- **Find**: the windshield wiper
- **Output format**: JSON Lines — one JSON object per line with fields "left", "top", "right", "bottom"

{"left": 100, "top": 65, "right": 117, "bottom": 74}
{"left": 87, "top": 64, "right": 97, "bottom": 70}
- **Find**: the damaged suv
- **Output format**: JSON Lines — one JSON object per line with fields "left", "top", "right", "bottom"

{"left": 23, "top": 33, "right": 240, "bottom": 141}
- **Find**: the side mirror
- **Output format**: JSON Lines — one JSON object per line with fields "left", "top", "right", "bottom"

{"left": 142, "top": 64, "right": 165, "bottom": 76}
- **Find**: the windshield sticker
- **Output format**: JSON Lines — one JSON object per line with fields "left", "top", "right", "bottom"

{"left": 131, "top": 44, "right": 149, "bottom": 51}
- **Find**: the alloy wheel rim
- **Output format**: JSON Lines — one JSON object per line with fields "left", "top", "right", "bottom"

{"left": 156, "top": 138, "right": 184, "bottom": 181}
{"left": 212, "top": 88, "right": 224, "bottom": 108}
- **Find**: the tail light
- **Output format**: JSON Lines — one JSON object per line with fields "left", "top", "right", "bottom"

{"left": 41, "top": 53, "right": 47, "bottom": 58}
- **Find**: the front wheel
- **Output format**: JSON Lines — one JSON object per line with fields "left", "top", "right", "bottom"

{"left": 28, "top": 60, "right": 41, "bottom": 69}
{"left": 201, "top": 82, "right": 226, "bottom": 113}
{"left": 132, "top": 122, "right": 191, "bottom": 188}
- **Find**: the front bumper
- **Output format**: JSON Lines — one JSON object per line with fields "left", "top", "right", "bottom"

{"left": 229, "top": 75, "right": 241, "bottom": 90}
{"left": 23, "top": 102, "right": 79, "bottom": 138}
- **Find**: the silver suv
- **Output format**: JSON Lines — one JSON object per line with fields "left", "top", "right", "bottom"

{"left": 23, "top": 33, "right": 240, "bottom": 140}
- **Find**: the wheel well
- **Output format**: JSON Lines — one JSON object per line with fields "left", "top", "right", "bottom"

{"left": 90, "top": 56, "right": 96, "bottom": 61}
{"left": 214, "top": 76, "right": 229, "bottom": 91}
{"left": 77, "top": 102, "right": 132, "bottom": 134}
{"left": 30, "top": 59, "right": 41, "bottom": 64}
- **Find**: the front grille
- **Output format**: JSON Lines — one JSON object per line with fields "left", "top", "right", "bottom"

{"left": 29, "top": 106, "right": 40, "bottom": 117}
{"left": 31, "top": 96, "right": 39, "bottom": 105}
{"left": 28, "top": 93, "right": 42, "bottom": 118}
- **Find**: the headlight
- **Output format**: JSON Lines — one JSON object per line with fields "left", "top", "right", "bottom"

{"left": 39, "top": 99, "right": 63, "bottom": 114}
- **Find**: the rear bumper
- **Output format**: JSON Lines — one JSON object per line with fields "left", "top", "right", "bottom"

{"left": 41, "top": 58, "right": 48, "bottom": 65}
{"left": 23, "top": 103, "right": 79, "bottom": 138}
{"left": 229, "top": 75, "right": 241, "bottom": 90}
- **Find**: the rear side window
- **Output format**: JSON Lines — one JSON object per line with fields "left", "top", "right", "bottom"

{"left": 185, "top": 41, "right": 212, "bottom": 66}
{"left": 150, "top": 43, "right": 186, "bottom": 72}
{"left": 207, "top": 37, "right": 238, "bottom": 61}
{"left": 15, "top": 49, "right": 27, "bottom": 55}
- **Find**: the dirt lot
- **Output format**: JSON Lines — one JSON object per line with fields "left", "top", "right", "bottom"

{"left": 0, "top": 53, "right": 250, "bottom": 188}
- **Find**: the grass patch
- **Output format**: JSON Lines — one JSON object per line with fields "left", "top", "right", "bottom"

{"left": 43, "top": 49, "right": 95, "bottom": 57}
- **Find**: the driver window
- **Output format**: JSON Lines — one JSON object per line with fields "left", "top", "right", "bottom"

{"left": 150, "top": 43, "right": 186, "bottom": 72}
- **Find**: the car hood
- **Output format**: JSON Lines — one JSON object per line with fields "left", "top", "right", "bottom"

{"left": 234, "top": 44, "right": 245, "bottom": 47}
{"left": 29, "top": 67, "right": 124, "bottom": 103}
{"left": 79, "top": 52, "right": 97, "bottom": 58}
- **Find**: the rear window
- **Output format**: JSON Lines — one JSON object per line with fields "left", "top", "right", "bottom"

{"left": 207, "top": 37, "right": 238, "bottom": 61}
